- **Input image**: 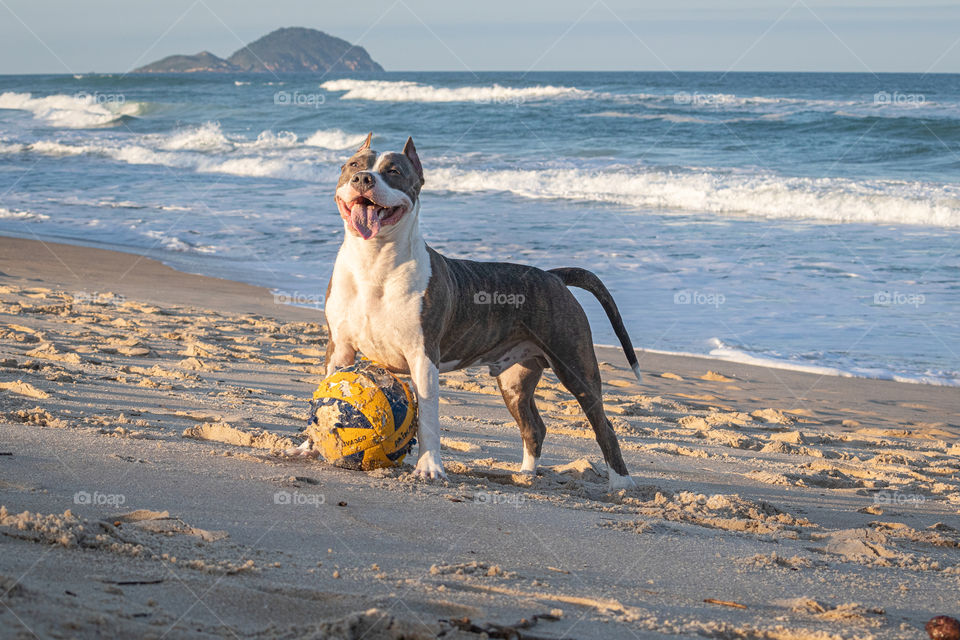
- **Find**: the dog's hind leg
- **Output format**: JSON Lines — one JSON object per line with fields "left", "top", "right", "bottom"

{"left": 496, "top": 359, "right": 546, "bottom": 474}
{"left": 544, "top": 337, "right": 635, "bottom": 490}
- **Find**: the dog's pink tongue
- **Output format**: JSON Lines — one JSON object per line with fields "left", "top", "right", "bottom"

{"left": 350, "top": 202, "right": 381, "bottom": 240}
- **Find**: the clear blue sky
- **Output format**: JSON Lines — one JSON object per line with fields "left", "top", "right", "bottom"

{"left": 1, "top": 0, "right": 957, "bottom": 74}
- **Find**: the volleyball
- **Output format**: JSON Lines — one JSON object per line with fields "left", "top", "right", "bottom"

{"left": 306, "top": 362, "right": 417, "bottom": 469}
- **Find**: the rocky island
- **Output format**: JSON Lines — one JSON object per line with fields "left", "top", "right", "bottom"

{"left": 133, "top": 27, "right": 383, "bottom": 73}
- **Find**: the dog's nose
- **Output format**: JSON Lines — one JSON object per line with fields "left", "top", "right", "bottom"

{"left": 351, "top": 171, "right": 375, "bottom": 192}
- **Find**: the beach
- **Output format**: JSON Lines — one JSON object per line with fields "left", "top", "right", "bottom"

{"left": 1, "top": 234, "right": 958, "bottom": 639}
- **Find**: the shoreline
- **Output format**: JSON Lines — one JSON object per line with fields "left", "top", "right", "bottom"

{"left": 4, "top": 230, "right": 957, "bottom": 390}
{"left": 1, "top": 232, "right": 958, "bottom": 638}
{"left": 611, "top": 344, "right": 960, "bottom": 388}
{"left": 2, "top": 233, "right": 957, "bottom": 436}
{"left": 0, "top": 236, "right": 960, "bottom": 435}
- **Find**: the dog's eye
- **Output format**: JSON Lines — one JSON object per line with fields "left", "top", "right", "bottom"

{"left": 349, "top": 161, "right": 359, "bottom": 168}
{"left": 387, "top": 168, "right": 400, "bottom": 175}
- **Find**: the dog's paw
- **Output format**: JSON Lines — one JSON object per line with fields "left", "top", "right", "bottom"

{"left": 608, "top": 469, "right": 636, "bottom": 492}
{"left": 414, "top": 450, "right": 447, "bottom": 481}
{"left": 520, "top": 448, "right": 539, "bottom": 475}
{"left": 283, "top": 439, "right": 319, "bottom": 459}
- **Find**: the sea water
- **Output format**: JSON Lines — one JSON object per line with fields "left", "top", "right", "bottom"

{"left": 0, "top": 71, "right": 957, "bottom": 385}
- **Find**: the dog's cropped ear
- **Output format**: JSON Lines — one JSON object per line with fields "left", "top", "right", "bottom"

{"left": 357, "top": 132, "right": 372, "bottom": 152}
{"left": 403, "top": 136, "right": 424, "bottom": 184}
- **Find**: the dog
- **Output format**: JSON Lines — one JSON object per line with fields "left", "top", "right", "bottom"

{"left": 316, "top": 134, "right": 641, "bottom": 490}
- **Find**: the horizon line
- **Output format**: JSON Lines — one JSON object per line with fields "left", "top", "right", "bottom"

{"left": 2, "top": 69, "right": 959, "bottom": 76}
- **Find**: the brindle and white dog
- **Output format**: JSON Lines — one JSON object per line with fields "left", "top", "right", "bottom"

{"left": 308, "top": 134, "right": 642, "bottom": 490}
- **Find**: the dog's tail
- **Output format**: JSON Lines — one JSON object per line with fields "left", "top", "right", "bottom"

{"left": 548, "top": 267, "right": 642, "bottom": 383}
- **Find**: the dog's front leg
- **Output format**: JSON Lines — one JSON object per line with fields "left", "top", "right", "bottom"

{"left": 324, "top": 334, "right": 357, "bottom": 377}
{"left": 409, "top": 353, "right": 446, "bottom": 480}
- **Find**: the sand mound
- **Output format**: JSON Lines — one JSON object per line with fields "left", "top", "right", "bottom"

{"left": 0, "top": 379, "right": 49, "bottom": 399}
{"left": 183, "top": 422, "right": 295, "bottom": 451}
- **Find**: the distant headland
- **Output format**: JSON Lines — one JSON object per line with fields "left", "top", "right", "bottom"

{"left": 133, "top": 27, "right": 383, "bottom": 73}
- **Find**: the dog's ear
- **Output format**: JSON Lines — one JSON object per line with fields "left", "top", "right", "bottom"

{"left": 403, "top": 136, "right": 424, "bottom": 184}
{"left": 357, "top": 132, "right": 372, "bottom": 152}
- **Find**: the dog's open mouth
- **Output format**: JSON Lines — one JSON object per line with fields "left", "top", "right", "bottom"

{"left": 336, "top": 195, "right": 406, "bottom": 240}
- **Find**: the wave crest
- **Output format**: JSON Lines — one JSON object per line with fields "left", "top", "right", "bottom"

{"left": 320, "top": 79, "right": 596, "bottom": 103}
{"left": 0, "top": 91, "right": 146, "bottom": 128}
{"left": 426, "top": 165, "right": 960, "bottom": 227}
{"left": 303, "top": 128, "right": 369, "bottom": 149}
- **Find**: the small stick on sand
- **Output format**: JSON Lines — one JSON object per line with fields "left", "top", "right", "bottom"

{"left": 704, "top": 598, "right": 747, "bottom": 609}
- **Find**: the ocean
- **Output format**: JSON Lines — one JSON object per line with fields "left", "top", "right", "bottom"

{"left": 0, "top": 71, "right": 958, "bottom": 386}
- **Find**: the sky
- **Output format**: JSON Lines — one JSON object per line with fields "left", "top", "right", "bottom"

{"left": 0, "top": 0, "right": 958, "bottom": 74}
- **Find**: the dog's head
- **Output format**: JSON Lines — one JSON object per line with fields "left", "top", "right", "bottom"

{"left": 335, "top": 133, "right": 425, "bottom": 240}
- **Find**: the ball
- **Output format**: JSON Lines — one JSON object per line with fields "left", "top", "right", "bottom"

{"left": 306, "top": 362, "right": 417, "bottom": 469}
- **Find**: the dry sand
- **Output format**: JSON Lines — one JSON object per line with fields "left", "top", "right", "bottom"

{"left": 1, "top": 235, "right": 958, "bottom": 639}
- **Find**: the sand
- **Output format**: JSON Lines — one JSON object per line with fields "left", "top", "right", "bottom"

{"left": 0, "top": 235, "right": 958, "bottom": 639}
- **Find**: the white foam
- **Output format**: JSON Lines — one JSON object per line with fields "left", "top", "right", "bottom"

{"left": 314, "top": 82, "right": 882, "bottom": 112}
{"left": 197, "top": 156, "right": 317, "bottom": 180}
{"left": 320, "top": 79, "right": 597, "bottom": 103}
{"left": 11, "top": 124, "right": 959, "bottom": 226}
{"left": 303, "top": 128, "right": 369, "bottom": 149}
{"left": 27, "top": 140, "right": 91, "bottom": 156}
{"left": 583, "top": 110, "right": 786, "bottom": 124}
{"left": 11, "top": 129, "right": 336, "bottom": 182}
{"left": 705, "top": 340, "right": 960, "bottom": 387}
{"left": 425, "top": 165, "right": 960, "bottom": 228}
{"left": 584, "top": 111, "right": 717, "bottom": 124}
{"left": 0, "top": 207, "right": 49, "bottom": 221}
{"left": 616, "top": 343, "right": 960, "bottom": 387}
{"left": 0, "top": 91, "right": 145, "bottom": 128}
{"left": 160, "top": 122, "right": 232, "bottom": 152}
{"left": 158, "top": 124, "right": 352, "bottom": 152}
{"left": 97, "top": 200, "right": 145, "bottom": 209}
{"left": 247, "top": 130, "right": 299, "bottom": 149}
{"left": 142, "top": 230, "right": 217, "bottom": 254}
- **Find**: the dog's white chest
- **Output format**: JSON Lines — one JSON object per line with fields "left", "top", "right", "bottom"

{"left": 325, "top": 239, "right": 430, "bottom": 373}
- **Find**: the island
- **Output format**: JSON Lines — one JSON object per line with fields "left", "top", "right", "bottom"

{"left": 133, "top": 27, "right": 383, "bottom": 73}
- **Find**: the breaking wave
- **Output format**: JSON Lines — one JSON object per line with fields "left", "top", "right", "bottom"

{"left": 426, "top": 165, "right": 960, "bottom": 227}
{"left": 0, "top": 91, "right": 147, "bottom": 128}
{"left": 320, "top": 79, "right": 599, "bottom": 103}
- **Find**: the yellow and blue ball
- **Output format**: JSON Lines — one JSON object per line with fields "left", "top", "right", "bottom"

{"left": 306, "top": 362, "right": 417, "bottom": 470}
